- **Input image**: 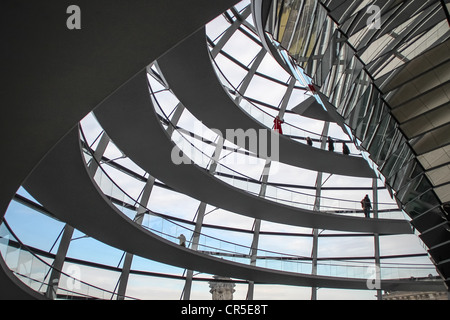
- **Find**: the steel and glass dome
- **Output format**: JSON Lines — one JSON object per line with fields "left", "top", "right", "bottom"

{"left": 1, "top": 0, "right": 449, "bottom": 300}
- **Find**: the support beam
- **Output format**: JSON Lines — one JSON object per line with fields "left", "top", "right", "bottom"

{"left": 183, "top": 137, "right": 224, "bottom": 300}
{"left": 237, "top": 48, "right": 267, "bottom": 97}
{"left": 117, "top": 175, "right": 155, "bottom": 300}
{"left": 166, "top": 103, "right": 186, "bottom": 137}
{"left": 210, "top": 5, "right": 252, "bottom": 58}
{"left": 45, "top": 132, "right": 110, "bottom": 300}
{"left": 278, "top": 77, "right": 297, "bottom": 119}
{"left": 311, "top": 122, "right": 330, "bottom": 300}
{"left": 46, "top": 133, "right": 110, "bottom": 299}
{"left": 183, "top": 202, "right": 207, "bottom": 300}
{"left": 373, "top": 178, "right": 382, "bottom": 300}
{"left": 208, "top": 137, "right": 225, "bottom": 175}
{"left": 45, "top": 225, "right": 74, "bottom": 299}
{"left": 87, "top": 132, "right": 110, "bottom": 177}
{"left": 247, "top": 158, "right": 272, "bottom": 300}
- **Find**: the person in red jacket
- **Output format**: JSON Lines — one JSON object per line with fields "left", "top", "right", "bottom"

{"left": 273, "top": 116, "right": 284, "bottom": 134}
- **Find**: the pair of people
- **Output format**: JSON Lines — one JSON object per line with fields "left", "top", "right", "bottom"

{"left": 327, "top": 137, "right": 350, "bottom": 155}
{"left": 306, "top": 136, "right": 352, "bottom": 155}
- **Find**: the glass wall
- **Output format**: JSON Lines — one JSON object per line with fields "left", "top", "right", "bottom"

{"left": 263, "top": 0, "right": 449, "bottom": 239}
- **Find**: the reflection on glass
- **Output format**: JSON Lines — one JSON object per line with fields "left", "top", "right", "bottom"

{"left": 263, "top": 0, "right": 446, "bottom": 227}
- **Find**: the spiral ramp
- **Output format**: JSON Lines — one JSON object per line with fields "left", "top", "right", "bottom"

{"left": 1, "top": 0, "right": 448, "bottom": 299}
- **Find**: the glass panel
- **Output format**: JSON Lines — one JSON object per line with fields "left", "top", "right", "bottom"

{"left": 391, "top": 158, "right": 415, "bottom": 192}
{"left": 354, "top": 92, "right": 385, "bottom": 141}
{"left": 403, "top": 189, "right": 441, "bottom": 219}
{"left": 342, "top": 68, "right": 371, "bottom": 119}
{"left": 385, "top": 142, "right": 414, "bottom": 183}
{"left": 364, "top": 112, "right": 389, "bottom": 157}
{"left": 398, "top": 173, "right": 433, "bottom": 206}
{"left": 375, "top": 118, "right": 397, "bottom": 164}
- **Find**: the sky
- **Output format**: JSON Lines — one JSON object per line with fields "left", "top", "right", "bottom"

{"left": 1, "top": 0, "right": 439, "bottom": 301}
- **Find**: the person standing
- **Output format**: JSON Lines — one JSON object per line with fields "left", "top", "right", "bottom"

{"left": 342, "top": 143, "right": 350, "bottom": 155}
{"left": 328, "top": 136, "right": 334, "bottom": 152}
{"left": 178, "top": 234, "right": 186, "bottom": 247}
{"left": 273, "top": 116, "right": 284, "bottom": 134}
{"left": 361, "top": 195, "right": 372, "bottom": 218}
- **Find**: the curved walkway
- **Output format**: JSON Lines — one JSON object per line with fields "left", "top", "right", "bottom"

{"left": 156, "top": 28, "right": 376, "bottom": 178}
{"left": 93, "top": 70, "right": 412, "bottom": 235}
{"left": 21, "top": 127, "right": 441, "bottom": 292}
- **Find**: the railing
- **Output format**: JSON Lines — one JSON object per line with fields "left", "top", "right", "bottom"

{"left": 0, "top": 219, "right": 138, "bottom": 300}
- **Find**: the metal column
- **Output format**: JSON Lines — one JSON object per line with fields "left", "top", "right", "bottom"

{"left": 246, "top": 78, "right": 295, "bottom": 299}
{"left": 278, "top": 77, "right": 297, "bottom": 119}
{"left": 46, "top": 131, "right": 110, "bottom": 299}
{"left": 117, "top": 175, "right": 155, "bottom": 300}
{"left": 373, "top": 178, "right": 382, "bottom": 300}
{"left": 45, "top": 224, "right": 74, "bottom": 299}
{"left": 210, "top": 5, "right": 252, "bottom": 58}
{"left": 183, "top": 202, "right": 207, "bottom": 300}
{"left": 311, "top": 122, "right": 330, "bottom": 300}
{"left": 87, "top": 131, "right": 110, "bottom": 177}
{"left": 166, "top": 103, "right": 185, "bottom": 137}
{"left": 182, "top": 137, "right": 224, "bottom": 300}
{"left": 236, "top": 48, "right": 267, "bottom": 99}
{"left": 247, "top": 158, "right": 271, "bottom": 300}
